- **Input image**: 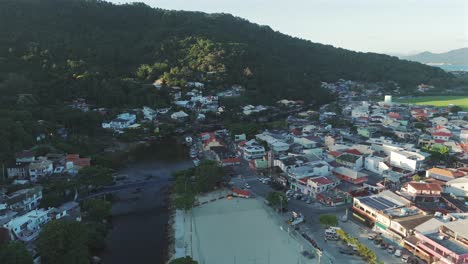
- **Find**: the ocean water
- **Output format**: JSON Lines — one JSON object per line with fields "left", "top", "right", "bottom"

{"left": 435, "top": 65, "right": 468, "bottom": 72}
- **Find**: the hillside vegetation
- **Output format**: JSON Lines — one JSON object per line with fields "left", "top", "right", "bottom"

{"left": 0, "top": 0, "right": 459, "bottom": 163}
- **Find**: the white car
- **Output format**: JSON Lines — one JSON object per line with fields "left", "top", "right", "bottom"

{"left": 394, "top": 249, "right": 402, "bottom": 257}
{"left": 244, "top": 184, "right": 251, "bottom": 189}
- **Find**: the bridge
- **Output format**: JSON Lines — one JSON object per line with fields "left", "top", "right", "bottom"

{"left": 79, "top": 178, "right": 167, "bottom": 200}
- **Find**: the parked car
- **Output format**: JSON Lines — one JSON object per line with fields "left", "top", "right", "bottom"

{"left": 373, "top": 237, "right": 382, "bottom": 245}
{"left": 339, "top": 248, "right": 354, "bottom": 255}
{"left": 380, "top": 242, "right": 388, "bottom": 249}
{"left": 301, "top": 196, "right": 308, "bottom": 201}
{"left": 306, "top": 198, "right": 312, "bottom": 204}
{"left": 401, "top": 254, "right": 410, "bottom": 263}
{"left": 387, "top": 245, "right": 395, "bottom": 254}
{"left": 394, "top": 249, "right": 402, "bottom": 257}
{"left": 368, "top": 233, "right": 377, "bottom": 240}
{"left": 244, "top": 183, "right": 251, "bottom": 189}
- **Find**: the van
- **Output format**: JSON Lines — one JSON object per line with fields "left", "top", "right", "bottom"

{"left": 394, "top": 249, "right": 401, "bottom": 257}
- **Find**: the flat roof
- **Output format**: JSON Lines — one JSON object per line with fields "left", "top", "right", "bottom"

{"left": 357, "top": 196, "right": 399, "bottom": 211}
{"left": 426, "top": 232, "right": 468, "bottom": 255}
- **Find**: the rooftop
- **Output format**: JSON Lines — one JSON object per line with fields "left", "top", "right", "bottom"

{"left": 426, "top": 232, "right": 468, "bottom": 255}
{"left": 337, "top": 153, "right": 361, "bottom": 163}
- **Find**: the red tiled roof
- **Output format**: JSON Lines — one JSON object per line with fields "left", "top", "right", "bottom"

{"left": 223, "top": 157, "right": 241, "bottom": 164}
{"left": 233, "top": 188, "right": 250, "bottom": 197}
{"left": 66, "top": 154, "right": 91, "bottom": 168}
{"left": 298, "top": 177, "right": 311, "bottom": 185}
{"left": 432, "top": 132, "right": 452, "bottom": 137}
{"left": 328, "top": 151, "right": 342, "bottom": 157}
{"left": 291, "top": 129, "right": 302, "bottom": 136}
{"left": 310, "top": 177, "right": 333, "bottom": 185}
{"left": 408, "top": 182, "right": 442, "bottom": 192}
{"left": 434, "top": 139, "right": 446, "bottom": 143}
{"left": 345, "top": 149, "right": 362, "bottom": 155}
{"left": 388, "top": 112, "right": 401, "bottom": 119}
{"left": 15, "top": 151, "right": 34, "bottom": 159}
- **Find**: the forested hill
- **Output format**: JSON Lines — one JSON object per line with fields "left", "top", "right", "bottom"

{"left": 0, "top": 0, "right": 454, "bottom": 107}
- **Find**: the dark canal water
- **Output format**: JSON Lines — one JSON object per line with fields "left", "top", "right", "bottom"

{"left": 102, "top": 140, "right": 192, "bottom": 264}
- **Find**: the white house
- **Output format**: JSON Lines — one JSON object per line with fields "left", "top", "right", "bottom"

{"left": 171, "top": 111, "right": 189, "bottom": 121}
{"left": 28, "top": 158, "right": 53, "bottom": 181}
{"left": 241, "top": 140, "right": 266, "bottom": 160}
{"left": 389, "top": 150, "right": 425, "bottom": 172}
{"left": 287, "top": 161, "right": 330, "bottom": 180}
{"left": 101, "top": 113, "right": 137, "bottom": 131}
{"left": 364, "top": 154, "right": 389, "bottom": 174}
{"left": 5, "top": 187, "right": 43, "bottom": 212}
{"left": 187, "top": 81, "right": 204, "bottom": 89}
{"left": 431, "top": 131, "right": 452, "bottom": 142}
{"left": 444, "top": 177, "right": 468, "bottom": 199}
{"left": 430, "top": 116, "right": 448, "bottom": 127}
{"left": 4, "top": 208, "right": 51, "bottom": 242}
{"left": 142, "top": 106, "right": 157, "bottom": 121}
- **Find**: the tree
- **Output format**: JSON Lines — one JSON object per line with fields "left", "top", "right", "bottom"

{"left": 77, "top": 166, "right": 113, "bottom": 187}
{"left": 0, "top": 241, "right": 33, "bottom": 264}
{"left": 266, "top": 192, "right": 287, "bottom": 209}
{"left": 414, "top": 122, "right": 426, "bottom": 131}
{"left": 412, "top": 174, "right": 422, "bottom": 182}
{"left": 194, "top": 160, "right": 225, "bottom": 193}
{"left": 37, "top": 221, "right": 89, "bottom": 264}
{"left": 85, "top": 222, "right": 108, "bottom": 250}
{"left": 169, "top": 256, "right": 198, "bottom": 264}
{"left": 175, "top": 192, "right": 196, "bottom": 211}
{"left": 82, "top": 199, "right": 111, "bottom": 222}
{"left": 449, "top": 105, "right": 463, "bottom": 114}
{"left": 319, "top": 214, "right": 338, "bottom": 227}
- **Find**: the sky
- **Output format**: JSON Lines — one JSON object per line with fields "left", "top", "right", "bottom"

{"left": 108, "top": 0, "right": 468, "bottom": 55}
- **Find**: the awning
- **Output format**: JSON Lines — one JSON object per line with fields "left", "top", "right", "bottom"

{"left": 375, "top": 222, "right": 387, "bottom": 230}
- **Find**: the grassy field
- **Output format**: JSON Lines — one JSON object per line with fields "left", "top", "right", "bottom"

{"left": 395, "top": 96, "right": 468, "bottom": 110}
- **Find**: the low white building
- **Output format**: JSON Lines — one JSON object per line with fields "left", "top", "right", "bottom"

{"left": 171, "top": 111, "right": 189, "bottom": 121}
{"left": 364, "top": 154, "right": 389, "bottom": 174}
{"left": 28, "top": 158, "right": 53, "bottom": 181}
{"left": 142, "top": 106, "right": 157, "bottom": 121}
{"left": 389, "top": 150, "right": 426, "bottom": 172}
{"left": 444, "top": 177, "right": 468, "bottom": 199}
{"left": 101, "top": 113, "right": 137, "bottom": 131}
{"left": 4, "top": 208, "right": 51, "bottom": 242}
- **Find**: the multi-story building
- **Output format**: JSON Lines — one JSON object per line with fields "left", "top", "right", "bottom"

{"left": 389, "top": 150, "right": 426, "bottom": 172}
{"left": 241, "top": 140, "right": 266, "bottom": 160}
{"left": 404, "top": 214, "right": 468, "bottom": 264}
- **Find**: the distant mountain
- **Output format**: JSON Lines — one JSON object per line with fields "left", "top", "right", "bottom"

{"left": 401, "top": 48, "right": 468, "bottom": 66}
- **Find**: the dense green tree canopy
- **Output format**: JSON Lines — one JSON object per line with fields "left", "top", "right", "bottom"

{"left": 169, "top": 256, "right": 198, "bottom": 264}
{"left": 0, "top": 0, "right": 461, "bottom": 164}
{"left": 266, "top": 191, "right": 287, "bottom": 209}
{"left": 0, "top": 241, "right": 33, "bottom": 264}
{"left": 37, "top": 221, "right": 89, "bottom": 264}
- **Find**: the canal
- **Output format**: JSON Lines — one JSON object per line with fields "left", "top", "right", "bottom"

{"left": 102, "top": 140, "right": 192, "bottom": 264}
